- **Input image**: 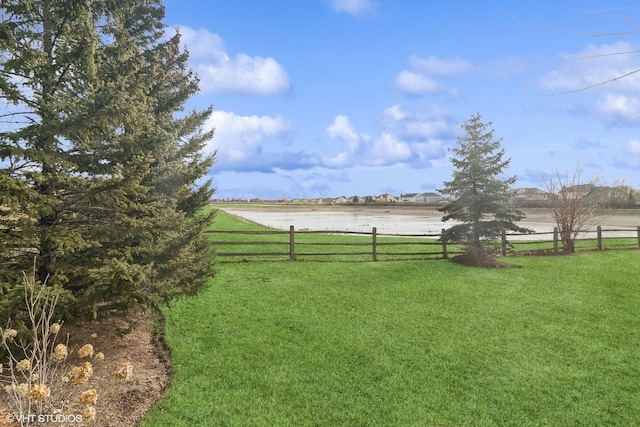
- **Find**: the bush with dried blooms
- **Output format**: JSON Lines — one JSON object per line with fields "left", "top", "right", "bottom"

{"left": 79, "top": 388, "right": 98, "bottom": 406}
{"left": 0, "top": 264, "right": 115, "bottom": 426}
{"left": 114, "top": 362, "right": 133, "bottom": 382}
{"left": 0, "top": 268, "right": 67, "bottom": 425}
{"left": 77, "top": 344, "right": 94, "bottom": 359}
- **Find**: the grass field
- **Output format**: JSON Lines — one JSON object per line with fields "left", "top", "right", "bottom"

{"left": 207, "top": 209, "right": 469, "bottom": 261}
{"left": 143, "top": 211, "right": 640, "bottom": 426}
{"left": 208, "top": 208, "right": 639, "bottom": 261}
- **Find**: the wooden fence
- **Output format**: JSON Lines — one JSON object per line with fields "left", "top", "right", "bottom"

{"left": 207, "top": 225, "right": 640, "bottom": 262}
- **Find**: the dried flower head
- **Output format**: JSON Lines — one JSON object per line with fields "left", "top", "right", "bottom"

{"left": 77, "top": 344, "right": 94, "bottom": 358}
{"left": 69, "top": 362, "right": 93, "bottom": 384}
{"left": 83, "top": 406, "right": 97, "bottom": 422}
{"left": 0, "top": 363, "right": 3, "bottom": 374}
{"left": 94, "top": 352, "right": 105, "bottom": 361}
{"left": 61, "top": 375, "right": 70, "bottom": 384}
{"left": 5, "top": 383, "right": 29, "bottom": 397}
{"left": 79, "top": 389, "right": 98, "bottom": 406}
{"left": 16, "top": 359, "right": 31, "bottom": 372}
{"left": 91, "top": 333, "right": 97, "bottom": 338}
{"left": 3, "top": 328, "right": 17, "bottom": 340}
{"left": 26, "top": 384, "right": 51, "bottom": 403}
{"left": 114, "top": 362, "right": 133, "bottom": 381}
{"left": 53, "top": 343, "right": 69, "bottom": 361}
{"left": 50, "top": 323, "right": 61, "bottom": 334}
{"left": 30, "top": 373, "right": 39, "bottom": 381}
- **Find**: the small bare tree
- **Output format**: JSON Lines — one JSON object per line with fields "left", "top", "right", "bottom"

{"left": 543, "top": 165, "right": 604, "bottom": 253}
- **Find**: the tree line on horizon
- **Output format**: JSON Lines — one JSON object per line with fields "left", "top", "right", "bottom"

{"left": 226, "top": 183, "right": 640, "bottom": 209}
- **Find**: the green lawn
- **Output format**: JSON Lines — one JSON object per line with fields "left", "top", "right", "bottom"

{"left": 208, "top": 210, "right": 459, "bottom": 262}
{"left": 143, "top": 213, "right": 640, "bottom": 426}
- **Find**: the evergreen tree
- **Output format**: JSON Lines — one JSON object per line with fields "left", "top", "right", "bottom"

{"left": 1, "top": 0, "right": 100, "bottom": 318}
{"left": 438, "top": 113, "right": 528, "bottom": 265}
{"left": 0, "top": 1, "right": 215, "bottom": 322}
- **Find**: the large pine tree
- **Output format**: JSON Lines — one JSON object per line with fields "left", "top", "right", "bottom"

{"left": 438, "top": 113, "right": 528, "bottom": 265}
{"left": 0, "top": 0, "right": 215, "bottom": 321}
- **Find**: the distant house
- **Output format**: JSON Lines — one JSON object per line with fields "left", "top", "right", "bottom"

{"left": 400, "top": 193, "right": 419, "bottom": 203}
{"left": 332, "top": 196, "right": 350, "bottom": 204}
{"left": 400, "top": 192, "right": 444, "bottom": 204}
{"left": 561, "top": 184, "right": 596, "bottom": 199}
{"left": 583, "top": 186, "right": 637, "bottom": 207}
{"left": 510, "top": 188, "right": 548, "bottom": 201}
{"left": 588, "top": 186, "right": 627, "bottom": 200}
{"left": 414, "top": 192, "right": 445, "bottom": 204}
{"left": 376, "top": 193, "right": 398, "bottom": 203}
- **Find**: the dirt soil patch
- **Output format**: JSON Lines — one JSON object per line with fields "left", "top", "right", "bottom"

{"left": 1, "top": 311, "right": 172, "bottom": 427}
{"left": 449, "top": 253, "right": 509, "bottom": 268}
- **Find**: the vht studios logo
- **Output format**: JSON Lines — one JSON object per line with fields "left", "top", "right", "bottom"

{"left": 6, "top": 413, "right": 83, "bottom": 424}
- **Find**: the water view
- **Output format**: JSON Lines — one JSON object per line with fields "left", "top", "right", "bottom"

{"left": 222, "top": 208, "right": 639, "bottom": 240}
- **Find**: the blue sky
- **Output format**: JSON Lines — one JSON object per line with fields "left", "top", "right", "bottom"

{"left": 164, "top": 0, "right": 640, "bottom": 200}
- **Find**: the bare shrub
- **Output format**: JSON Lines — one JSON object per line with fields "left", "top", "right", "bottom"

{"left": 543, "top": 165, "right": 604, "bottom": 253}
{"left": 1, "top": 263, "right": 134, "bottom": 426}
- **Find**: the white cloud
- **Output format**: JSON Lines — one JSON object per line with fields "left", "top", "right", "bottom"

{"left": 329, "top": 0, "right": 375, "bottom": 18}
{"left": 539, "top": 42, "right": 640, "bottom": 94}
{"left": 411, "top": 140, "right": 444, "bottom": 160}
{"left": 408, "top": 55, "right": 473, "bottom": 77}
{"left": 394, "top": 71, "right": 443, "bottom": 95}
{"left": 538, "top": 42, "right": 640, "bottom": 126}
{"left": 324, "top": 115, "right": 366, "bottom": 167}
{"left": 176, "top": 26, "right": 290, "bottom": 95}
{"left": 369, "top": 133, "right": 412, "bottom": 165}
{"left": 326, "top": 115, "right": 360, "bottom": 149}
{"left": 321, "top": 152, "right": 352, "bottom": 168}
{"left": 596, "top": 94, "right": 640, "bottom": 125}
{"left": 618, "top": 139, "right": 640, "bottom": 168}
{"left": 207, "top": 111, "right": 293, "bottom": 170}
{"left": 209, "top": 106, "right": 452, "bottom": 173}
{"left": 381, "top": 104, "right": 452, "bottom": 140}
{"left": 394, "top": 55, "right": 472, "bottom": 96}
{"left": 628, "top": 139, "right": 640, "bottom": 155}
{"left": 382, "top": 104, "right": 408, "bottom": 121}
{"left": 323, "top": 106, "right": 450, "bottom": 168}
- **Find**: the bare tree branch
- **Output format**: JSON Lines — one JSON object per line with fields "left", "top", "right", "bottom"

{"left": 543, "top": 164, "right": 605, "bottom": 253}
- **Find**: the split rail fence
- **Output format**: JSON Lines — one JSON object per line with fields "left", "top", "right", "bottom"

{"left": 208, "top": 225, "right": 640, "bottom": 262}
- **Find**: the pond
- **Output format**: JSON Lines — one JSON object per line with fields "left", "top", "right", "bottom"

{"left": 221, "top": 208, "right": 639, "bottom": 240}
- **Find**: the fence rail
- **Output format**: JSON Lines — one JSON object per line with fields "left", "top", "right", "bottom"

{"left": 208, "top": 225, "right": 640, "bottom": 262}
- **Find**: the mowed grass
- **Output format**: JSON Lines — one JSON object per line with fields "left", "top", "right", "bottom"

{"left": 208, "top": 210, "right": 462, "bottom": 261}
{"left": 144, "top": 213, "right": 640, "bottom": 426}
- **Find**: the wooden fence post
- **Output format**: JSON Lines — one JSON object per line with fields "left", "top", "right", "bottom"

{"left": 442, "top": 229, "right": 448, "bottom": 259}
{"left": 501, "top": 230, "right": 507, "bottom": 256}
{"left": 597, "top": 225, "right": 602, "bottom": 251}
{"left": 553, "top": 227, "right": 559, "bottom": 254}
{"left": 637, "top": 226, "right": 640, "bottom": 248}
{"left": 372, "top": 227, "right": 377, "bottom": 261}
{"left": 289, "top": 225, "right": 296, "bottom": 261}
